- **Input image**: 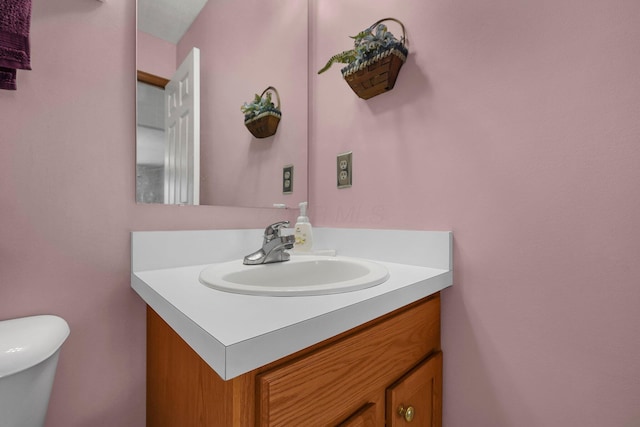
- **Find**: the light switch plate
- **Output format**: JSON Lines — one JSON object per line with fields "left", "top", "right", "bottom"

{"left": 337, "top": 152, "right": 352, "bottom": 188}
{"left": 283, "top": 165, "right": 293, "bottom": 194}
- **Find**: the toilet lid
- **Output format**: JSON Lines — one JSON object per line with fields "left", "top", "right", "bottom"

{"left": 0, "top": 315, "right": 70, "bottom": 378}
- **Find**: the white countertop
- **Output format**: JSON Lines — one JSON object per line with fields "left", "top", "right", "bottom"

{"left": 131, "top": 228, "right": 453, "bottom": 380}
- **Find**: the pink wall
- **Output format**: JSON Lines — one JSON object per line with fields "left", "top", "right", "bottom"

{"left": 179, "top": 0, "right": 308, "bottom": 208}
{"left": 136, "top": 30, "right": 176, "bottom": 79}
{"left": 2, "top": 0, "right": 639, "bottom": 425}
{"left": 310, "top": 0, "right": 640, "bottom": 426}
{"left": 0, "top": 0, "right": 290, "bottom": 426}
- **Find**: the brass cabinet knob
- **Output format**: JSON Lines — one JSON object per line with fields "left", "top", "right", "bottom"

{"left": 397, "top": 405, "right": 415, "bottom": 422}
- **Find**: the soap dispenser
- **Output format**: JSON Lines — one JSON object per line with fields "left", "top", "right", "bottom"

{"left": 294, "top": 202, "right": 313, "bottom": 252}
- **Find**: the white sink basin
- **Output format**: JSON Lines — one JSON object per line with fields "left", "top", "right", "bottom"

{"left": 199, "top": 255, "right": 389, "bottom": 296}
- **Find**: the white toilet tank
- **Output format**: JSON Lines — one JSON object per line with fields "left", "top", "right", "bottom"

{"left": 0, "top": 315, "right": 70, "bottom": 427}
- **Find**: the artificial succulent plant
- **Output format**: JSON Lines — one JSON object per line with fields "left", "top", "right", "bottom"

{"left": 241, "top": 91, "right": 279, "bottom": 121}
{"left": 318, "top": 23, "right": 403, "bottom": 74}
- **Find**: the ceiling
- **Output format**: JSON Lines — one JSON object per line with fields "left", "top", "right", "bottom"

{"left": 138, "top": 0, "right": 208, "bottom": 44}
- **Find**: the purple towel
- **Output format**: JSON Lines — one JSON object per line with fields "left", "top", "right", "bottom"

{"left": 0, "top": 0, "right": 33, "bottom": 90}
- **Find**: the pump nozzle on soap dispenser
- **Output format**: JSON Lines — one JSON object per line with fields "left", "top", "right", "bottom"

{"left": 294, "top": 201, "right": 313, "bottom": 251}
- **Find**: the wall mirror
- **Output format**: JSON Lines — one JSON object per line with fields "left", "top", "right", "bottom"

{"left": 136, "top": 0, "right": 308, "bottom": 208}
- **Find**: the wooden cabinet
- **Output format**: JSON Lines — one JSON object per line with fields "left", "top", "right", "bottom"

{"left": 338, "top": 403, "right": 377, "bottom": 427}
{"left": 147, "top": 293, "right": 443, "bottom": 427}
{"left": 387, "top": 352, "right": 443, "bottom": 426}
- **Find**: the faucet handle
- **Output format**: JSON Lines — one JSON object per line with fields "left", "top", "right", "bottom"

{"left": 264, "top": 221, "right": 290, "bottom": 239}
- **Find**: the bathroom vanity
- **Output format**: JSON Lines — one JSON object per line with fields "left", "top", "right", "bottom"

{"left": 132, "top": 228, "right": 452, "bottom": 426}
{"left": 147, "top": 293, "right": 441, "bottom": 426}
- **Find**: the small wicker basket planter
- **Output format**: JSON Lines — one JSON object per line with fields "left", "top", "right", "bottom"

{"left": 341, "top": 18, "right": 408, "bottom": 100}
{"left": 244, "top": 86, "right": 281, "bottom": 139}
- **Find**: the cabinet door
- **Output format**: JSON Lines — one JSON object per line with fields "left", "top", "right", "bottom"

{"left": 337, "top": 403, "right": 378, "bottom": 427}
{"left": 257, "top": 296, "right": 440, "bottom": 427}
{"left": 386, "top": 352, "right": 443, "bottom": 427}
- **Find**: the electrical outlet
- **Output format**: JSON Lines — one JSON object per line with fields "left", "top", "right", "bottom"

{"left": 337, "top": 152, "right": 352, "bottom": 188}
{"left": 283, "top": 165, "right": 294, "bottom": 194}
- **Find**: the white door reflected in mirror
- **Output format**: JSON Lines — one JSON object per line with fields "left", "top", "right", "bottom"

{"left": 164, "top": 47, "right": 200, "bottom": 205}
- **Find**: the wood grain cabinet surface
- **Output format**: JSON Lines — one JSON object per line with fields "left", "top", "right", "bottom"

{"left": 387, "top": 352, "right": 443, "bottom": 427}
{"left": 147, "top": 293, "right": 443, "bottom": 427}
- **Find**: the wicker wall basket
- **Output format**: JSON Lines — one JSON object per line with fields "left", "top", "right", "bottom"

{"left": 341, "top": 18, "right": 408, "bottom": 100}
{"left": 244, "top": 86, "right": 282, "bottom": 139}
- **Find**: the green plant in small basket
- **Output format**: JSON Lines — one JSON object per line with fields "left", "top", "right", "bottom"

{"left": 318, "top": 23, "right": 403, "bottom": 74}
{"left": 241, "top": 87, "right": 282, "bottom": 138}
{"left": 241, "top": 91, "right": 279, "bottom": 121}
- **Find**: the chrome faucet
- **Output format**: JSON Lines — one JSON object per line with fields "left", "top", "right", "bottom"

{"left": 243, "top": 221, "right": 295, "bottom": 265}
